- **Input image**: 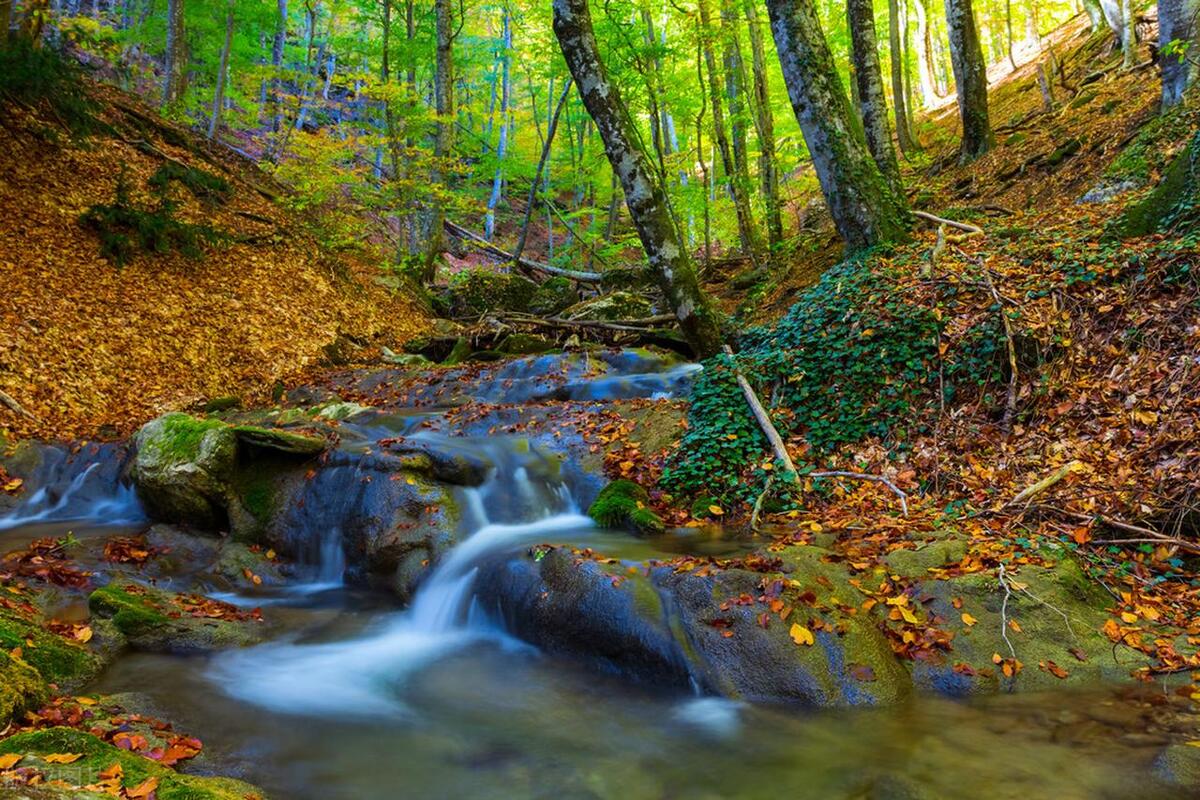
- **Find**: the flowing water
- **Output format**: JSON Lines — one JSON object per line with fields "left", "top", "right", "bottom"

{"left": 3, "top": 356, "right": 1195, "bottom": 799}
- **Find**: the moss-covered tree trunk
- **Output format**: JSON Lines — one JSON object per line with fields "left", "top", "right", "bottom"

{"left": 207, "top": 0, "right": 235, "bottom": 140}
{"left": 552, "top": 0, "right": 725, "bottom": 358}
{"left": 743, "top": 0, "right": 784, "bottom": 246}
{"left": 162, "top": 0, "right": 186, "bottom": 107}
{"left": 889, "top": 0, "right": 917, "bottom": 154}
{"left": 764, "top": 0, "right": 910, "bottom": 251}
{"left": 1159, "top": 0, "right": 1199, "bottom": 108}
{"left": 944, "top": 0, "right": 993, "bottom": 161}
{"left": 848, "top": 0, "right": 902, "bottom": 185}
{"left": 1116, "top": 130, "right": 1199, "bottom": 236}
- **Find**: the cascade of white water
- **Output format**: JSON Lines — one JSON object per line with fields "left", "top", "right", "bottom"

{"left": 0, "top": 462, "right": 144, "bottom": 532}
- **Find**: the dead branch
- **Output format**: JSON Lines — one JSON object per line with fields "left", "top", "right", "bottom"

{"left": 913, "top": 210, "right": 984, "bottom": 235}
{"left": 1005, "top": 461, "right": 1081, "bottom": 508}
{"left": 0, "top": 390, "right": 37, "bottom": 421}
{"left": 723, "top": 345, "right": 800, "bottom": 481}
{"left": 981, "top": 268, "right": 1020, "bottom": 433}
{"left": 443, "top": 220, "right": 603, "bottom": 283}
{"left": 1040, "top": 506, "right": 1200, "bottom": 555}
{"left": 808, "top": 471, "right": 909, "bottom": 516}
{"left": 750, "top": 475, "right": 776, "bottom": 531}
{"left": 483, "top": 311, "right": 674, "bottom": 334}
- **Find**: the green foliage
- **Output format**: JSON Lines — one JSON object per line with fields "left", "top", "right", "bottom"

{"left": 1105, "top": 103, "right": 1196, "bottom": 184}
{"left": 79, "top": 167, "right": 225, "bottom": 267}
{"left": 588, "top": 479, "right": 665, "bottom": 535}
{"left": 148, "top": 162, "right": 232, "bottom": 205}
{"left": 0, "top": 38, "right": 101, "bottom": 142}
{"left": 664, "top": 256, "right": 1005, "bottom": 503}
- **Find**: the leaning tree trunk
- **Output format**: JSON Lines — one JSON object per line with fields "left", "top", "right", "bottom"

{"left": 552, "top": 0, "right": 725, "bottom": 358}
{"left": 162, "top": 0, "right": 186, "bottom": 106}
{"left": 424, "top": 0, "right": 454, "bottom": 282}
{"left": 1159, "top": 0, "right": 1199, "bottom": 107}
{"left": 764, "top": 0, "right": 910, "bottom": 251}
{"left": 889, "top": 0, "right": 917, "bottom": 154}
{"left": 743, "top": 0, "right": 783, "bottom": 246}
{"left": 698, "top": 0, "right": 763, "bottom": 262}
{"left": 848, "top": 0, "right": 902, "bottom": 185}
{"left": 207, "top": 0, "right": 235, "bottom": 139}
{"left": 944, "top": 0, "right": 994, "bottom": 161}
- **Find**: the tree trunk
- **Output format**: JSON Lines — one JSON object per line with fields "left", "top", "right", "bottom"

{"left": 207, "top": 1, "right": 234, "bottom": 140}
{"left": 743, "top": 0, "right": 783, "bottom": 246}
{"left": 699, "top": 0, "right": 763, "bottom": 262}
{"left": 1081, "top": 0, "right": 1105, "bottom": 32}
{"left": 889, "top": 0, "right": 917, "bottom": 154}
{"left": 0, "top": 1, "right": 11, "bottom": 43}
{"left": 944, "top": 0, "right": 993, "bottom": 161}
{"left": 1159, "top": 0, "right": 1198, "bottom": 106}
{"left": 1005, "top": 0, "right": 1018, "bottom": 69}
{"left": 721, "top": 0, "right": 753, "bottom": 208}
{"left": 271, "top": 0, "right": 287, "bottom": 132}
{"left": 485, "top": 9, "right": 511, "bottom": 240}
{"left": 911, "top": 0, "right": 940, "bottom": 107}
{"left": 848, "top": 0, "right": 902, "bottom": 185}
{"left": 424, "top": 0, "right": 454, "bottom": 281}
{"left": 1098, "top": 0, "right": 1125, "bottom": 44}
{"left": 764, "top": 0, "right": 910, "bottom": 250}
{"left": 162, "top": 0, "right": 186, "bottom": 107}
{"left": 552, "top": 0, "right": 725, "bottom": 358}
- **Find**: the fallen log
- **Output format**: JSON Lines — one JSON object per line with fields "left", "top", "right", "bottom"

{"left": 443, "top": 220, "right": 603, "bottom": 284}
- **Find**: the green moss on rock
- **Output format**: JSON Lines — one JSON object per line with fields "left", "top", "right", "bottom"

{"left": 588, "top": 480, "right": 665, "bottom": 536}
{"left": 88, "top": 582, "right": 262, "bottom": 653}
{"left": 528, "top": 276, "right": 579, "bottom": 316}
{"left": 0, "top": 649, "right": 48, "bottom": 726}
{"left": 0, "top": 610, "right": 100, "bottom": 689}
{"left": 446, "top": 269, "right": 537, "bottom": 316}
{"left": 0, "top": 727, "right": 266, "bottom": 799}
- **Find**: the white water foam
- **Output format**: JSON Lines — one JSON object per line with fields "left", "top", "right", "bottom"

{"left": 0, "top": 463, "right": 144, "bottom": 532}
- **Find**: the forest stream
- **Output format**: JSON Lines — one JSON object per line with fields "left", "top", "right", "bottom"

{"left": 0, "top": 351, "right": 1195, "bottom": 800}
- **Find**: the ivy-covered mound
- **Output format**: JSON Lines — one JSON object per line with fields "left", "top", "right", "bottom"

{"left": 663, "top": 254, "right": 1005, "bottom": 504}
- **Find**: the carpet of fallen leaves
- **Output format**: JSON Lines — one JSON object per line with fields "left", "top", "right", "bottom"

{"left": 0, "top": 83, "right": 429, "bottom": 441}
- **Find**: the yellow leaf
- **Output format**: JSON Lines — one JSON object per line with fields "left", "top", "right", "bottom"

{"left": 75, "top": 696, "right": 97, "bottom": 706}
{"left": 899, "top": 605, "right": 920, "bottom": 625}
{"left": 961, "top": 612, "right": 977, "bottom": 627}
{"left": 0, "top": 753, "right": 21, "bottom": 770}
{"left": 708, "top": 505, "right": 725, "bottom": 516}
{"left": 74, "top": 626, "right": 93, "bottom": 643}
{"left": 43, "top": 753, "right": 83, "bottom": 764}
{"left": 789, "top": 623, "right": 814, "bottom": 646}
{"left": 1120, "top": 611, "right": 1138, "bottom": 624}
{"left": 761, "top": 462, "right": 774, "bottom": 471}
{"left": 3, "top": 478, "right": 23, "bottom": 492}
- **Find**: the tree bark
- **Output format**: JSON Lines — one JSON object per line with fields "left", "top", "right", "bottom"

{"left": 162, "top": 0, "right": 186, "bottom": 107}
{"left": 889, "top": 0, "right": 917, "bottom": 154}
{"left": 0, "top": 1, "right": 11, "bottom": 43}
{"left": 207, "top": 0, "right": 235, "bottom": 140}
{"left": 743, "top": 0, "right": 783, "bottom": 246}
{"left": 721, "top": 0, "right": 753, "bottom": 208}
{"left": 848, "top": 0, "right": 902, "bottom": 185}
{"left": 485, "top": 9, "right": 511, "bottom": 240}
{"left": 944, "top": 0, "right": 994, "bottom": 161}
{"left": 911, "top": 0, "right": 940, "bottom": 107}
{"left": 424, "top": 0, "right": 455, "bottom": 281}
{"left": 1159, "top": 0, "right": 1198, "bottom": 107}
{"left": 512, "top": 79, "right": 571, "bottom": 266}
{"left": 764, "top": 0, "right": 910, "bottom": 251}
{"left": 270, "top": 0, "right": 287, "bottom": 132}
{"left": 699, "top": 0, "right": 763, "bottom": 262}
{"left": 552, "top": 0, "right": 725, "bottom": 358}
{"left": 1098, "top": 0, "right": 1126, "bottom": 44}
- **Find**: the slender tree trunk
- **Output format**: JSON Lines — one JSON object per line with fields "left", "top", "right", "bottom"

{"left": 1159, "top": 0, "right": 1198, "bottom": 106}
{"left": 944, "top": 0, "right": 993, "bottom": 161}
{"left": 1081, "top": 0, "right": 1105, "bottom": 32}
{"left": 765, "top": 0, "right": 910, "bottom": 250}
{"left": 162, "top": 0, "right": 186, "bottom": 106}
{"left": 699, "top": 0, "right": 762, "bottom": 261}
{"left": 485, "top": 9, "right": 511, "bottom": 240}
{"left": 1121, "top": 0, "right": 1136, "bottom": 65}
{"left": 1005, "top": 0, "right": 1018, "bottom": 69}
{"left": 513, "top": 79, "right": 571, "bottom": 265}
{"left": 912, "top": 0, "right": 940, "bottom": 107}
{"left": 889, "top": 0, "right": 917, "bottom": 154}
{"left": 1098, "top": 0, "right": 1126, "bottom": 44}
{"left": 0, "top": 1, "right": 12, "bottom": 43}
{"left": 848, "top": 0, "right": 902, "bottom": 186}
{"left": 207, "top": 1, "right": 234, "bottom": 139}
{"left": 721, "top": 0, "right": 753, "bottom": 210}
{"left": 694, "top": 28, "right": 714, "bottom": 270}
{"left": 424, "top": 0, "right": 454, "bottom": 281}
{"left": 271, "top": 0, "right": 288, "bottom": 132}
{"left": 743, "top": 0, "right": 783, "bottom": 246}
{"left": 552, "top": 0, "right": 725, "bottom": 358}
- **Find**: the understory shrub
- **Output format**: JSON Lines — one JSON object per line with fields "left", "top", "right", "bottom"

{"left": 0, "top": 38, "right": 101, "bottom": 142}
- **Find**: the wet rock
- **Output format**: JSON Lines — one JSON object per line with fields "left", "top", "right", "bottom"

{"left": 498, "top": 333, "right": 557, "bottom": 355}
{"left": 88, "top": 580, "right": 264, "bottom": 653}
{"left": 588, "top": 480, "right": 664, "bottom": 535}
{"left": 0, "top": 604, "right": 102, "bottom": 697}
{"left": 1154, "top": 742, "right": 1200, "bottom": 790}
{"left": 1079, "top": 177, "right": 1140, "bottom": 204}
{"left": 232, "top": 425, "right": 327, "bottom": 455}
{"left": 131, "top": 413, "right": 238, "bottom": 527}
{"left": 882, "top": 538, "right": 968, "bottom": 578}
{"left": 0, "top": 649, "right": 47, "bottom": 727}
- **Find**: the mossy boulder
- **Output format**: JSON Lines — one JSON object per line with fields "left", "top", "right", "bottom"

{"left": 1154, "top": 742, "right": 1200, "bottom": 790}
{"left": 0, "top": 727, "right": 267, "bottom": 800}
{"left": 132, "top": 413, "right": 237, "bottom": 527}
{"left": 446, "top": 269, "right": 537, "bottom": 316}
{"left": 88, "top": 582, "right": 263, "bottom": 653}
{"left": 0, "top": 609, "right": 101, "bottom": 690}
{"left": 528, "top": 276, "right": 579, "bottom": 316}
{"left": 497, "top": 333, "right": 557, "bottom": 355}
{"left": 0, "top": 649, "right": 48, "bottom": 726}
{"left": 882, "top": 538, "right": 969, "bottom": 578}
{"left": 588, "top": 480, "right": 665, "bottom": 535}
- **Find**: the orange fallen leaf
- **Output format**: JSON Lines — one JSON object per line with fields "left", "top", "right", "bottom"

{"left": 961, "top": 612, "right": 977, "bottom": 626}
{"left": 126, "top": 776, "right": 160, "bottom": 798}
{"left": 789, "top": 623, "right": 814, "bottom": 646}
{"left": 0, "top": 754, "right": 22, "bottom": 770}
{"left": 43, "top": 753, "right": 83, "bottom": 764}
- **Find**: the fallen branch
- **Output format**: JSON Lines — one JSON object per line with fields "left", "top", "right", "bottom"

{"left": 443, "top": 220, "right": 603, "bottom": 283}
{"left": 750, "top": 475, "right": 776, "bottom": 532}
{"left": 483, "top": 311, "right": 675, "bottom": 334}
{"left": 980, "top": 267, "right": 1020, "bottom": 433}
{"left": 723, "top": 345, "right": 800, "bottom": 482}
{"left": 913, "top": 210, "right": 984, "bottom": 236}
{"left": 1005, "top": 461, "right": 1081, "bottom": 508}
{"left": 808, "top": 471, "right": 909, "bottom": 516}
{"left": 0, "top": 390, "right": 37, "bottom": 421}
{"left": 1040, "top": 506, "right": 1200, "bottom": 555}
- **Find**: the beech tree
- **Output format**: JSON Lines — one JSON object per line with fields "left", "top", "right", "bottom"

{"left": 944, "top": 0, "right": 993, "bottom": 160}
{"left": 764, "top": 0, "right": 910, "bottom": 250}
{"left": 847, "top": 0, "right": 902, "bottom": 184}
{"left": 162, "top": 0, "right": 186, "bottom": 106}
{"left": 552, "top": 0, "right": 724, "bottom": 357}
{"left": 1159, "top": 0, "right": 1198, "bottom": 107}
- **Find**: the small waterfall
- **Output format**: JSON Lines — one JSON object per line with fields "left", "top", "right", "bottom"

{"left": 0, "top": 452, "right": 144, "bottom": 532}
{"left": 208, "top": 434, "right": 592, "bottom": 718}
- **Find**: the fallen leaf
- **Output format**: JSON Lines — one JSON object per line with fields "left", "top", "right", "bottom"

{"left": 961, "top": 612, "right": 977, "bottom": 626}
{"left": 789, "top": 623, "right": 814, "bottom": 646}
{"left": 43, "top": 753, "right": 83, "bottom": 764}
{"left": 126, "top": 776, "right": 160, "bottom": 798}
{"left": 0, "top": 754, "right": 22, "bottom": 769}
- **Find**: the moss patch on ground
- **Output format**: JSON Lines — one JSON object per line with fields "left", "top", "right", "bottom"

{"left": 0, "top": 608, "right": 100, "bottom": 690}
{"left": 588, "top": 480, "right": 665, "bottom": 535}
